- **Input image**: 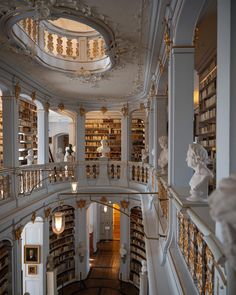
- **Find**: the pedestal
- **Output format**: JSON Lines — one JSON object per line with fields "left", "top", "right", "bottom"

{"left": 46, "top": 271, "right": 57, "bottom": 295}
{"left": 96, "top": 157, "right": 110, "bottom": 186}
{"left": 139, "top": 272, "right": 148, "bottom": 295}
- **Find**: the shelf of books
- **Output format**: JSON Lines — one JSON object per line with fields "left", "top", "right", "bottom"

{"left": 197, "top": 58, "right": 217, "bottom": 191}
{"left": 131, "top": 119, "right": 145, "bottom": 162}
{"left": 0, "top": 98, "right": 3, "bottom": 167}
{"left": 49, "top": 205, "right": 75, "bottom": 288}
{"left": 0, "top": 240, "right": 12, "bottom": 295}
{"left": 18, "top": 99, "right": 38, "bottom": 165}
{"left": 85, "top": 118, "right": 121, "bottom": 161}
{"left": 130, "top": 206, "right": 146, "bottom": 288}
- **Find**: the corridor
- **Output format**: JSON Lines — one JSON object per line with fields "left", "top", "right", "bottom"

{"left": 59, "top": 241, "right": 139, "bottom": 295}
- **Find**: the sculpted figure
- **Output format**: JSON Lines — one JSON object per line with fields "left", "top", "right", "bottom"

{"left": 186, "top": 143, "right": 213, "bottom": 201}
{"left": 55, "top": 147, "right": 64, "bottom": 162}
{"left": 209, "top": 174, "right": 236, "bottom": 271}
{"left": 141, "top": 148, "right": 148, "bottom": 163}
{"left": 97, "top": 139, "right": 110, "bottom": 158}
{"left": 25, "top": 148, "right": 34, "bottom": 165}
{"left": 141, "top": 260, "right": 147, "bottom": 274}
{"left": 46, "top": 254, "right": 54, "bottom": 272}
{"left": 64, "top": 144, "right": 75, "bottom": 162}
{"left": 158, "top": 136, "right": 168, "bottom": 174}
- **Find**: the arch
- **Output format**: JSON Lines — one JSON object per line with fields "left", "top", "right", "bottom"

{"left": 174, "top": 0, "right": 206, "bottom": 46}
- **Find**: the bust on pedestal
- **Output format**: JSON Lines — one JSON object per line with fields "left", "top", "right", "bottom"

{"left": 25, "top": 148, "right": 34, "bottom": 165}
{"left": 55, "top": 147, "right": 64, "bottom": 163}
{"left": 96, "top": 139, "right": 110, "bottom": 185}
{"left": 97, "top": 139, "right": 110, "bottom": 158}
{"left": 158, "top": 136, "right": 168, "bottom": 174}
{"left": 186, "top": 143, "right": 213, "bottom": 202}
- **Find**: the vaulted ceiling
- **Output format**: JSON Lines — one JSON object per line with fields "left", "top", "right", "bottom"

{"left": 0, "top": 0, "right": 167, "bottom": 107}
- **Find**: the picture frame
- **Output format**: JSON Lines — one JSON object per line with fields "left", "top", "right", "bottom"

{"left": 24, "top": 245, "right": 40, "bottom": 264}
{"left": 28, "top": 265, "right": 38, "bottom": 275}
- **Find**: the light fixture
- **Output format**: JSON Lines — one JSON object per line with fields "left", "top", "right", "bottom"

{"left": 103, "top": 205, "right": 108, "bottom": 213}
{"left": 71, "top": 182, "right": 78, "bottom": 193}
{"left": 52, "top": 211, "right": 65, "bottom": 235}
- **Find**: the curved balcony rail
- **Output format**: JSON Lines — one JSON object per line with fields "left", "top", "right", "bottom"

{"left": 155, "top": 176, "right": 227, "bottom": 295}
{"left": 12, "top": 18, "right": 111, "bottom": 73}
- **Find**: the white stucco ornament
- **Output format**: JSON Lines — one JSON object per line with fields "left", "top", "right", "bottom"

{"left": 141, "top": 260, "right": 147, "bottom": 274}
{"left": 186, "top": 143, "right": 213, "bottom": 201}
{"left": 158, "top": 136, "right": 168, "bottom": 174}
{"left": 97, "top": 139, "right": 110, "bottom": 158}
{"left": 25, "top": 148, "right": 34, "bottom": 165}
{"left": 209, "top": 174, "right": 236, "bottom": 271}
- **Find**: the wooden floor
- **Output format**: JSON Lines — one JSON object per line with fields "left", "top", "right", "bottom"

{"left": 59, "top": 241, "right": 139, "bottom": 295}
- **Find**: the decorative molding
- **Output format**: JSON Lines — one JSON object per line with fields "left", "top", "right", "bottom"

{"left": 14, "top": 225, "right": 24, "bottom": 240}
{"left": 77, "top": 199, "right": 86, "bottom": 209}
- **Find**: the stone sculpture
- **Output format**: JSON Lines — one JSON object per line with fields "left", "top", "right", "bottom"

{"left": 25, "top": 148, "right": 34, "bottom": 165}
{"left": 209, "top": 174, "right": 236, "bottom": 271}
{"left": 186, "top": 143, "right": 213, "bottom": 201}
{"left": 158, "top": 136, "right": 168, "bottom": 174}
{"left": 55, "top": 147, "right": 64, "bottom": 162}
{"left": 97, "top": 139, "right": 110, "bottom": 158}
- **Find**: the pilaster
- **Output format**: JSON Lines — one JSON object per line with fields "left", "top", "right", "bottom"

{"left": 168, "top": 47, "right": 194, "bottom": 187}
{"left": 37, "top": 108, "right": 49, "bottom": 164}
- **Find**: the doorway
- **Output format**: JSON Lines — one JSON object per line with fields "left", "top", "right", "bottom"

{"left": 113, "top": 204, "right": 120, "bottom": 240}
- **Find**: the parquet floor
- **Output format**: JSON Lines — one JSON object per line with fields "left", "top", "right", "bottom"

{"left": 59, "top": 241, "right": 139, "bottom": 295}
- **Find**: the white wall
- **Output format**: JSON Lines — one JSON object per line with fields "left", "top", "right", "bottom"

{"left": 21, "top": 217, "right": 44, "bottom": 295}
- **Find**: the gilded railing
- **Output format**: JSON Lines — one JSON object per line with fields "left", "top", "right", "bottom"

{"left": 177, "top": 212, "right": 215, "bottom": 295}
{"left": 129, "top": 162, "right": 149, "bottom": 184}
{"left": 18, "top": 18, "right": 107, "bottom": 62}
{"left": 157, "top": 178, "right": 169, "bottom": 220}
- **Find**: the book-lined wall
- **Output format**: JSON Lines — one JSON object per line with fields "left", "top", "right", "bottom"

{"left": 0, "top": 98, "right": 3, "bottom": 166}
{"left": 130, "top": 206, "right": 146, "bottom": 287}
{"left": 18, "top": 99, "right": 38, "bottom": 165}
{"left": 49, "top": 205, "right": 75, "bottom": 288}
{"left": 0, "top": 240, "right": 12, "bottom": 295}
{"left": 85, "top": 118, "right": 121, "bottom": 161}
{"left": 131, "top": 119, "right": 145, "bottom": 162}
{"left": 197, "top": 58, "right": 216, "bottom": 191}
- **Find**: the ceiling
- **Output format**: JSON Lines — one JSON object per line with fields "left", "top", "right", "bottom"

{"left": 0, "top": 0, "right": 164, "bottom": 107}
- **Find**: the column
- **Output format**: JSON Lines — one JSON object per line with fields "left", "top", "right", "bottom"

{"left": 217, "top": 1, "right": 236, "bottom": 294}
{"left": 75, "top": 112, "right": 85, "bottom": 181}
{"left": 153, "top": 96, "right": 168, "bottom": 170}
{"left": 69, "top": 121, "right": 76, "bottom": 147}
{"left": 13, "top": 238, "right": 22, "bottom": 295}
{"left": 43, "top": 219, "right": 50, "bottom": 295}
{"left": 77, "top": 206, "right": 89, "bottom": 279}
{"left": 121, "top": 114, "right": 131, "bottom": 162}
{"left": 168, "top": 47, "right": 194, "bottom": 187}
{"left": 2, "top": 95, "right": 19, "bottom": 168}
{"left": 216, "top": 0, "right": 236, "bottom": 182}
{"left": 37, "top": 107, "right": 49, "bottom": 164}
{"left": 148, "top": 106, "right": 154, "bottom": 165}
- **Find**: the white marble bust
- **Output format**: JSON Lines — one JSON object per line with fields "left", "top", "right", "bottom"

{"left": 97, "top": 139, "right": 110, "bottom": 158}
{"left": 158, "top": 136, "right": 168, "bottom": 174}
{"left": 141, "top": 148, "right": 148, "bottom": 163}
{"left": 141, "top": 260, "right": 147, "bottom": 274}
{"left": 186, "top": 143, "right": 213, "bottom": 201}
{"left": 209, "top": 174, "right": 236, "bottom": 271}
{"left": 119, "top": 243, "right": 127, "bottom": 259}
{"left": 55, "top": 147, "right": 64, "bottom": 162}
{"left": 25, "top": 148, "right": 34, "bottom": 165}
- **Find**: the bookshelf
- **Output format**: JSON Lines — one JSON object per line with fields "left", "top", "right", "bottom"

{"left": 0, "top": 240, "right": 12, "bottom": 295}
{"left": 197, "top": 58, "right": 217, "bottom": 191}
{"left": 18, "top": 99, "right": 38, "bottom": 165}
{"left": 49, "top": 205, "right": 75, "bottom": 288}
{"left": 0, "top": 98, "right": 3, "bottom": 166}
{"left": 130, "top": 206, "right": 146, "bottom": 288}
{"left": 85, "top": 118, "right": 121, "bottom": 161}
{"left": 131, "top": 119, "right": 145, "bottom": 162}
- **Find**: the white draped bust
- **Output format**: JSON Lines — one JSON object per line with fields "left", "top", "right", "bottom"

{"left": 55, "top": 147, "right": 64, "bottom": 162}
{"left": 209, "top": 174, "right": 236, "bottom": 270}
{"left": 158, "top": 136, "right": 168, "bottom": 174}
{"left": 25, "top": 148, "right": 34, "bottom": 165}
{"left": 97, "top": 139, "right": 110, "bottom": 158}
{"left": 186, "top": 143, "right": 213, "bottom": 201}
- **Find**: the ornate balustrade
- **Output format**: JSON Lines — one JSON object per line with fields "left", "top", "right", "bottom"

{"left": 156, "top": 177, "right": 227, "bottom": 295}
{"left": 18, "top": 165, "right": 43, "bottom": 195}
{"left": 85, "top": 161, "right": 99, "bottom": 179}
{"left": 108, "top": 161, "right": 121, "bottom": 180}
{"left": 0, "top": 169, "right": 13, "bottom": 201}
{"left": 129, "top": 162, "right": 149, "bottom": 184}
{"left": 18, "top": 18, "right": 107, "bottom": 62}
